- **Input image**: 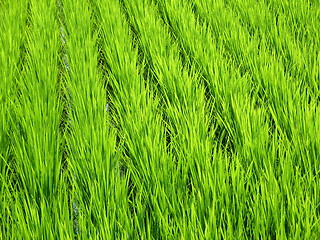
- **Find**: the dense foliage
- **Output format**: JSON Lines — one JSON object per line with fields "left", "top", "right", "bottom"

{"left": 1, "top": 0, "right": 319, "bottom": 239}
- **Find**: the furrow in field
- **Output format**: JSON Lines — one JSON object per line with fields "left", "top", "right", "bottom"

{"left": 95, "top": 0, "right": 176, "bottom": 238}
{"left": 56, "top": 0, "right": 81, "bottom": 238}
{"left": 62, "top": 0, "right": 126, "bottom": 238}
{"left": 121, "top": 0, "right": 216, "bottom": 238}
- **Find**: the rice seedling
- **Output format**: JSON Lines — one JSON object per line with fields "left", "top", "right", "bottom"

{"left": 61, "top": 0, "right": 129, "bottom": 238}
{"left": 2, "top": 0, "right": 74, "bottom": 239}
{"left": 0, "top": 1, "right": 28, "bottom": 237}
{"left": 1, "top": 0, "right": 319, "bottom": 239}
{"left": 95, "top": 0, "right": 178, "bottom": 237}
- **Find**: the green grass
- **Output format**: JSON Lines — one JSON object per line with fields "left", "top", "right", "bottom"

{"left": 0, "top": 0, "right": 319, "bottom": 239}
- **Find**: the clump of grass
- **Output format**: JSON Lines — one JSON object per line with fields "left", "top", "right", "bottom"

{"left": 2, "top": 0, "right": 73, "bottom": 239}
{"left": 0, "top": 1, "right": 28, "bottom": 237}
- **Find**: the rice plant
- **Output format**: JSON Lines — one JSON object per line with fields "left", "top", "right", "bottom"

{"left": 1, "top": 0, "right": 319, "bottom": 239}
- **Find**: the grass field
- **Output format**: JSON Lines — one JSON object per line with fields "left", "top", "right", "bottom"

{"left": 1, "top": 0, "right": 319, "bottom": 239}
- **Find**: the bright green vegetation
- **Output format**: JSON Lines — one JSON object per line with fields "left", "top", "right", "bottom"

{"left": 0, "top": 0, "right": 319, "bottom": 239}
